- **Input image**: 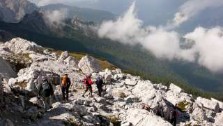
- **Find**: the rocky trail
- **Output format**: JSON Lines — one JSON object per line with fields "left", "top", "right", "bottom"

{"left": 0, "top": 37, "right": 223, "bottom": 126}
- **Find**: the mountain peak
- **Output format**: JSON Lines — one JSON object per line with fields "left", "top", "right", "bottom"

{"left": 0, "top": 0, "right": 38, "bottom": 23}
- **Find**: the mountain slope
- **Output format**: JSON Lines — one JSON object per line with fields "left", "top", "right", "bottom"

{"left": 0, "top": 0, "right": 38, "bottom": 23}
{"left": 41, "top": 4, "right": 115, "bottom": 23}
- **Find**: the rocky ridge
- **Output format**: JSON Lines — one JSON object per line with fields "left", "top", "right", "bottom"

{"left": 0, "top": 37, "right": 223, "bottom": 126}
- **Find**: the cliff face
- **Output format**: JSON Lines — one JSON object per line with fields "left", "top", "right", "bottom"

{"left": 0, "top": 0, "right": 38, "bottom": 23}
{"left": 0, "top": 56, "right": 16, "bottom": 78}
{"left": 0, "top": 37, "right": 223, "bottom": 126}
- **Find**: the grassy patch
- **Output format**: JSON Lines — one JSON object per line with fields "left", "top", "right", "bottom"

{"left": 63, "top": 117, "right": 80, "bottom": 126}
{"left": 106, "top": 115, "right": 121, "bottom": 126}
{"left": 177, "top": 100, "right": 190, "bottom": 112}
{"left": 97, "top": 59, "right": 117, "bottom": 70}
{"left": 16, "top": 81, "right": 27, "bottom": 89}
{"left": 69, "top": 52, "right": 85, "bottom": 60}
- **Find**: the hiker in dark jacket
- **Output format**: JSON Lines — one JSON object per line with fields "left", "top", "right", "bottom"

{"left": 82, "top": 75, "right": 93, "bottom": 97}
{"left": 61, "top": 74, "right": 71, "bottom": 101}
{"left": 95, "top": 76, "right": 103, "bottom": 97}
{"left": 38, "top": 77, "right": 54, "bottom": 111}
{"left": 171, "top": 105, "right": 178, "bottom": 126}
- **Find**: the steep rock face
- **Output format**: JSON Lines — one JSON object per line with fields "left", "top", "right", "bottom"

{"left": 0, "top": 57, "right": 16, "bottom": 78}
{"left": 78, "top": 55, "right": 101, "bottom": 74}
{"left": 0, "top": 0, "right": 38, "bottom": 23}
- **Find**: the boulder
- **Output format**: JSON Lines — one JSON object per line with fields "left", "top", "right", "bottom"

{"left": 124, "top": 79, "right": 137, "bottom": 86}
{"left": 214, "top": 112, "right": 223, "bottom": 126}
{"left": 165, "top": 91, "right": 192, "bottom": 106}
{"left": 104, "top": 73, "right": 112, "bottom": 82}
{"left": 78, "top": 55, "right": 101, "bottom": 74}
{"left": 169, "top": 83, "right": 182, "bottom": 93}
{"left": 132, "top": 80, "right": 156, "bottom": 103}
{"left": 211, "top": 98, "right": 223, "bottom": 110}
{"left": 29, "top": 53, "right": 49, "bottom": 62}
{"left": 195, "top": 97, "right": 220, "bottom": 112}
{"left": 58, "top": 51, "right": 69, "bottom": 61}
{"left": 113, "top": 73, "right": 125, "bottom": 80}
{"left": 4, "top": 37, "right": 42, "bottom": 54}
{"left": 124, "top": 109, "right": 172, "bottom": 126}
{"left": 191, "top": 107, "right": 208, "bottom": 122}
{"left": 64, "top": 56, "right": 78, "bottom": 66}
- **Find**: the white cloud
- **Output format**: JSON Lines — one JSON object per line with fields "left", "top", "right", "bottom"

{"left": 98, "top": 3, "right": 183, "bottom": 60}
{"left": 43, "top": 9, "right": 68, "bottom": 27}
{"left": 184, "top": 27, "right": 223, "bottom": 73}
{"left": 171, "top": 0, "right": 223, "bottom": 27}
{"left": 98, "top": 2, "right": 145, "bottom": 45}
{"left": 98, "top": 3, "right": 223, "bottom": 73}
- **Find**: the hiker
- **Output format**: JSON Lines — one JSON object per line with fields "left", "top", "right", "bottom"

{"left": 170, "top": 105, "right": 178, "bottom": 126}
{"left": 95, "top": 76, "right": 104, "bottom": 97}
{"left": 38, "top": 77, "right": 54, "bottom": 111}
{"left": 61, "top": 74, "right": 71, "bottom": 101}
{"left": 82, "top": 75, "right": 93, "bottom": 97}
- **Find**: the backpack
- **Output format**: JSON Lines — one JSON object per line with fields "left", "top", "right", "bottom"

{"left": 96, "top": 77, "right": 103, "bottom": 87}
{"left": 41, "top": 80, "right": 51, "bottom": 97}
{"left": 84, "top": 78, "right": 89, "bottom": 85}
{"left": 61, "top": 76, "right": 68, "bottom": 87}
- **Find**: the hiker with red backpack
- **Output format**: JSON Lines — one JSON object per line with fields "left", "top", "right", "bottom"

{"left": 82, "top": 75, "right": 93, "bottom": 97}
{"left": 61, "top": 74, "right": 71, "bottom": 101}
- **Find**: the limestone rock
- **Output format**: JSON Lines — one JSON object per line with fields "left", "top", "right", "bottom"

{"left": 211, "top": 98, "right": 223, "bottom": 110}
{"left": 214, "top": 112, "right": 223, "bottom": 126}
{"left": 124, "top": 109, "right": 172, "bottom": 126}
{"left": 124, "top": 79, "right": 137, "bottom": 86}
{"left": 169, "top": 83, "right": 182, "bottom": 93}
{"left": 58, "top": 51, "right": 69, "bottom": 61}
{"left": 78, "top": 55, "right": 101, "bottom": 74}
{"left": 4, "top": 38, "right": 42, "bottom": 54}
{"left": 191, "top": 107, "right": 208, "bottom": 122}
{"left": 196, "top": 97, "right": 220, "bottom": 112}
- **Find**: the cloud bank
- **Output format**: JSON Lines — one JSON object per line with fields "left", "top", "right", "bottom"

{"left": 171, "top": 0, "right": 223, "bottom": 28}
{"left": 98, "top": 3, "right": 223, "bottom": 73}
